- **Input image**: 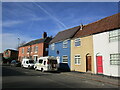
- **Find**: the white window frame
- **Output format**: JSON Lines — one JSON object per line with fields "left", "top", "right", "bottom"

{"left": 110, "top": 53, "right": 120, "bottom": 65}
{"left": 109, "top": 29, "right": 120, "bottom": 42}
{"left": 22, "top": 48, "right": 24, "bottom": 54}
{"left": 63, "top": 40, "right": 68, "bottom": 48}
{"left": 74, "top": 54, "right": 81, "bottom": 65}
{"left": 74, "top": 38, "right": 81, "bottom": 47}
{"left": 62, "top": 55, "right": 68, "bottom": 63}
{"left": 31, "top": 47, "right": 34, "bottom": 53}
{"left": 27, "top": 47, "right": 30, "bottom": 54}
{"left": 34, "top": 46, "right": 38, "bottom": 53}
{"left": 51, "top": 43, "right": 55, "bottom": 50}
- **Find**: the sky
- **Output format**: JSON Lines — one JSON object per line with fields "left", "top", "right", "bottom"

{"left": 1, "top": 2, "right": 119, "bottom": 52}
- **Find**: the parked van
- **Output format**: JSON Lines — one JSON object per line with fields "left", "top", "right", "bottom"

{"left": 21, "top": 58, "right": 34, "bottom": 69}
{"left": 34, "top": 56, "right": 58, "bottom": 72}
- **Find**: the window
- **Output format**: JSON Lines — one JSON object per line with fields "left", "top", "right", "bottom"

{"left": 51, "top": 43, "right": 55, "bottom": 50}
{"left": 31, "top": 47, "right": 34, "bottom": 53}
{"left": 22, "top": 48, "right": 24, "bottom": 54}
{"left": 45, "top": 48, "right": 48, "bottom": 51}
{"left": 109, "top": 29, "right": 120, "bottom": 42}
{"left": 5, "top": 52, "right": 8, "bottom": 55}
{"left": 39, "top": 59, "right": 43, "bottom": 64}
{"left": 62, "top": 56, "right": 68, "bottom": 63}
{"left": 27, "top": 47, "right": 30, "bottom": 53}
{"left": 110, "top": 53, "right": 120, "bottom": 65}
{"left": 34, "top": 46, "right": 38, "bottom": 53}
{"left": 44, "top": 61, "right": 46, "bottom": 65}
{"left": 74, "top": 55, "right": 81, "bottom": 65}
{"left": 75, "top": 38, "right": 81, "bottom": 46}
{"left": 63, "top": 40, "right": 68, "bottom": 48}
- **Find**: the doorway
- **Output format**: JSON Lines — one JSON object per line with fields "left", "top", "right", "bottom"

{"left": 86, "top": 55, "right": 92, "bottom": 72}
{"left": 96, "top": 55, "right": 103, "bottom": 74}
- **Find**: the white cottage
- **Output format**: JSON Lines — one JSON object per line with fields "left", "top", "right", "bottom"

{"left": 93, "top": 13, "right": 120, "bottom": 77}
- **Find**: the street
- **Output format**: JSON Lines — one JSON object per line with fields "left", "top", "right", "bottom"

{"left": 2, "top": 65, "right": 119, "bottom": 89}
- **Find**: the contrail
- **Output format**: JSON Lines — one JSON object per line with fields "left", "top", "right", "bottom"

{"left": 33, "top": 2, "right": 67, "bottom": 29}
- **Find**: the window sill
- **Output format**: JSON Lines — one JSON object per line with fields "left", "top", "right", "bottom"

{"left": 75, "top": 64, "right": 80, "bottom": 66}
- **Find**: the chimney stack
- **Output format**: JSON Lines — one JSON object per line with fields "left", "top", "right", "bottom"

{"left": 42, "top": 32, "right": 47, "bottom": 38}
{"left": 80, "top": 23, "right": 83, "bottom": 30}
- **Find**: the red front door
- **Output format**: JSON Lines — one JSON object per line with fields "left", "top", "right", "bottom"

{"left": 96, "top": 56, "right": 103, "bottom": 74}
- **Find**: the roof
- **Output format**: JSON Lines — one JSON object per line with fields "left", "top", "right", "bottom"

{"left": 20, "top": 37, "right": 52, "bottom": 47}
{"left": 4, "top": 49, "right": 18, "bottom": 52}
{"left": 74, "top": 13, "right": 120, "bottom": 38}
{"left": 50, "top": 26, "right": 80, "bottom": 44}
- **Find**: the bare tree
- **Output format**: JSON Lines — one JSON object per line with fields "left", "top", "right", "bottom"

{"left": 16, "top": 41, "right": 26, "bottom": 50}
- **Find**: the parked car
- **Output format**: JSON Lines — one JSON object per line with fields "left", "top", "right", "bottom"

{"left": 34, "top": 56, "right": 59, "bottom": 72}
{"left": 21, "top": 58, "right": 34, "bottom": 69}
{"left": 10, "top": 60, "right": 21, "bottom": 67}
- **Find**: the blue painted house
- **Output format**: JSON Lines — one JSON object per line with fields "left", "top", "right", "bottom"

{"left": 48, "top": 26, "right": 80, "bottom": 71}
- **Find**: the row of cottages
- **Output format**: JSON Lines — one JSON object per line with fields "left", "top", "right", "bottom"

{"left": 71, "top": 13, "right": 120, "bottom": 77}
{"left": 49, "top": 13, "right": 120, "bottom": 77}
{"left": 18, "top": 32, "right": 52, "bottom": 62}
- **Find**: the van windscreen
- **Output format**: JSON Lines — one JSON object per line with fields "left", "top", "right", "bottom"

{"left": 51, "top": 60, "right": 57, "bottom": 64}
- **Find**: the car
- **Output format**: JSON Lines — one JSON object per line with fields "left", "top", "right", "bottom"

{"left": 10, "top": 60, "right": 21, "bottom": 67}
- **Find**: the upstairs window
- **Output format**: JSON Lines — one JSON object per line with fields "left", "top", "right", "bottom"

{"left": 51, "top": 43, "right": 55, "bottom": 50}
{"left": 110, "top": 53, "right": 120, "bottom": 65}
{"left": 22, "top": 48, "right": 24, "bottom": 54}
{"left": 75, "top": 38, "right": 81, "bottom": 46}
{"left": 34, "top": 46, "right": 38, "bottom": 53}
{"left": 109, "top": 29, "right": 120, "bottom": 42}
{"left": 62, "top": 55, "right": 68, "bottom": 63}
{"left": 63, "top": 40, "right": 68, "bottom": 48}
{"left": 27, "top": 47, "right": 30, "bottom": 53}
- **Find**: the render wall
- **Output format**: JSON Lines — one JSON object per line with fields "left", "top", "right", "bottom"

{"left": 93, "top": 30, "right": 120, "bottom": 77}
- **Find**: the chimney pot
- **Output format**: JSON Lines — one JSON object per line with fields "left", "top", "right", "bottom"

{"left": 43, "top": 32, "right": 47, "bottom": 38}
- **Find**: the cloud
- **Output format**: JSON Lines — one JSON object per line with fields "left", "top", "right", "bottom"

{"left": 33, "top": 2, "right": 67, "bottom": 29}
{"left": 2, "top": 20, "right": 23, "bottom": 27}
{"left": 1, "top": 33, "right": 33, "bottom": 53}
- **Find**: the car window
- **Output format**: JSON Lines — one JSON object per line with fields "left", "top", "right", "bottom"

{"left": 26, "top": 61, "right": 29, "bottom": 64}
{"left": 29, "top": 60, "right": 34, "bottom": 64}
{"left": 44, "top": 61, "right": 46, "bottom": 65}
{"left": 39, "top": 59, "right": 43, "bottom": 64}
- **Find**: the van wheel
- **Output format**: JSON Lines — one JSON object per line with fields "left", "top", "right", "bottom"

{"left": 21, "top": 65, "right": 24, "bottom": 68}
{"left": 28, "top": 65, "right": 31, "bottom": 69}
{"left": 35, "top": 67, "right": 37, "bottom": 71}
{"left": 41, "top": 68, "right": 44, "bottom": 72}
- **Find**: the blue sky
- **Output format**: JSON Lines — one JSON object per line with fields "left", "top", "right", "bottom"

{"left": 1, "top": 2, "right": 118, "bottom": 52}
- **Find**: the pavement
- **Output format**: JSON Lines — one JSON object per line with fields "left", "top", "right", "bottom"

{"left": 61, "top": 71, "right": 120, "bottom": 87}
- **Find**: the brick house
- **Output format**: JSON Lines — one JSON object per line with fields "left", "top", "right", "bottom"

{"left": 3, "top": 49, "right": 18, "bottom": 63}
{"left": 18, "top": 32, "right": 52, "bottom": 62}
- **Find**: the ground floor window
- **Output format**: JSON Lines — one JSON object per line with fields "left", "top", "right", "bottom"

{"left": 74, "top": 55, "right": 80, "bottom": 65}
{"left": 62, "top": 55, "right": 68, "bottom": 63}
{"left": 110, "top": 53, "right": 120, "bottom": 65}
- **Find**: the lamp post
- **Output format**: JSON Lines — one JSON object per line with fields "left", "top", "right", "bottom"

{"left": 18, "top": 38, "right": 20, "bottom": 49}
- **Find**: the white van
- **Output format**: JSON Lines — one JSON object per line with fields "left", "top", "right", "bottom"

{"left": 34, "top": 56, "right": 58, "bottom": 72}
{"left": 21, "top": 58, "right": 34, "bottom": 69}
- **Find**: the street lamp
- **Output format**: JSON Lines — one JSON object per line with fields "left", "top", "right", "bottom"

{"left": 18, "top": 38, "right": 20, "bottom": 49}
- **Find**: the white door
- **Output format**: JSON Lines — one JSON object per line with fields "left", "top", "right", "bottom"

{"left": 56, "top": 56, "right": 60, "bottom": 64}
{"left": 34, "top": 56, "right": 38, "bottom": 63}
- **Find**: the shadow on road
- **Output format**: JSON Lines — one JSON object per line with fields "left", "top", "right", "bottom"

{"left": 2, "top": 66, "right": 27, "bottom": 77}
